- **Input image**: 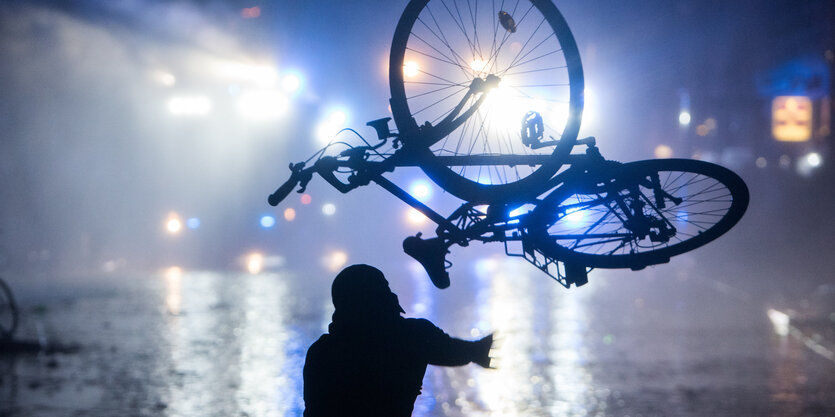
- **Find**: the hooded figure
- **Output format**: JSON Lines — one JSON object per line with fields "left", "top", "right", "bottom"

{"left": 303, "top": 264, "right": 493, "bottom": 416}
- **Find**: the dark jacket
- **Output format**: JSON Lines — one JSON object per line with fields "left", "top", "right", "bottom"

{"left": 303, "top": 316, "right": 485, "bottom": 416}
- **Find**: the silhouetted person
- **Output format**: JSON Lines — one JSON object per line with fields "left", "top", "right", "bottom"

{"left": 303, "top": 264, "right": 493, "bottom": 416}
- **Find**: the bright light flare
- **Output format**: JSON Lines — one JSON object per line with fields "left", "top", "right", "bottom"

{"left": 322, "top": 203, "right": 336, "bottom": 216}
{"left": 767, "top": 308, "right": 790, "bottom": 337}
{"left": 563, "top": 207, "right": 585, "bottom": 224}
{"left": 805, "top": 152, "right": 822, "bottom": 168}
{"left": 678, "top": 111, "right": 691, "bottom": 126}
{"left": 281, "top": 73, "right": 302, "bottom": 93}
{"left": 166, "top": 213, "right": 182, "bottom": 234}
{"left": 403, "top": 61, "right": 420, "bottom": 77}
{"left": 167, "top": 95, "right": 211, "bottom": 116}
{"left": 247, "top": 252, "right": 264, "bottom": 274}
{"left": 236, "top": 90, "right": 289, "bottom": 121}
{"left": 797, "top": 151, "right": 824, "bottom": 177}
{"left": 409, "top": 180, "right": 432, "bottom": 201}
{"left": 316, "top": 109, "right": 349, "bottom": 145}
{"left": 470, "top": 59, "right": 487, "bottom": 72}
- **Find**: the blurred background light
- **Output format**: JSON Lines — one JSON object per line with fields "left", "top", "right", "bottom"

{"left": 186, "top": 217, "right": 201, "bottom": 229}
{"left": 564, "top": 207, "right": 586, "bottom": 225}
{"left": 409, "top": 179, "right": 432, "bottom": 201}
{"left": 214, "top": 61, "right": 278, "bottom": 87}
{"left": 654, "top": 144, "right": 674, "bottom": 158}
{"left": 767, "top": 308, "right": 790, "bottom": 337}
{"left": 150, "top": 70, "right": 176, "bottom": 87}
{"left": 316, "top": 108, "right": 349, "bottom": 145}
{"left": 259, "top": 215, "right": 276, "bottom": 228}
{"left": 405, "top": 207, "right": 428, "bottom": 225}
{"left": 322, "top": 203, "right": 336, "bottom": 216}
{"left": 236, "top": 90, "right": 289, "bottom": 121}
{"left": 755, "top": 157, "right": 768, "bottom": 168}
{"left": 166, "top": 213, "right": 182, "bottom": 234}
{"left": 283, "top": 208, "right": 296, "bottom": 221}
{"left": 470, "top": 59, "right": 487, "bottom": 72}
{"left": 281, "top": 73, "right": 302, "bottom": 94}
{"left": 797, "top": 151, "right": 823, "bottom": 177}
{"left": 167, "top": 95, "right": 211, "bottom": 116}
{"left": 678, "top": 111, "right": 691, "bottom": 126}
{"left": 323, "top": 250, "right": 348, "bottom": 272}
{"left": 300, "top": 194, "right": 312, "bottom": 205}
{"left": 403, "top": 61, "right": 419, "bottom": 78}
{"left": 805, "top": 152, "right": 822, "bottom": 168}
{"left": 246, "top": 252, "right": 264, "bottom": 274}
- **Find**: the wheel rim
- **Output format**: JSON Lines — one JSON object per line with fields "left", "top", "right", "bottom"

{"left": 389, "top": 0, "right": 583, "bottom": 203}
{"left": 532, "top": 159, "right": 749, "bottom": 268}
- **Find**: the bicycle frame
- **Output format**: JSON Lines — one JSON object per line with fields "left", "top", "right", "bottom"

{"left": 270, "top": 131, "right": 616, "bottom": 287}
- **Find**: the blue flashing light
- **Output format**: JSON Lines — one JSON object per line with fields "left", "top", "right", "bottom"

{"left": 260, "top": 215, "right": 276, "bottom": 229}
{"left": 409, "top": 179, "right": 432, "bottom": 201}
{"left": 186, "top": 217, "right": 201, "bottom": 229}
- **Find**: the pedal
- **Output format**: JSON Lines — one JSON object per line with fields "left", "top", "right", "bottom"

{"left": 564, "top": 262, "right": 588, "bottom": 287}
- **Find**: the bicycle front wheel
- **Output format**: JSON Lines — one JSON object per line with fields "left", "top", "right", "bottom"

{"left": 529, "top": 159, "right": 749, "bottom": 269}
{"left": 389, "top": 0, "right": 584, "bottom": 203}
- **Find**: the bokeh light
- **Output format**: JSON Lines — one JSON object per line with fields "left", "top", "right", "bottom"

{"left": 409, "top": 180, "right": 432, "bottom": 201}
{"left": 186, "top": 217, "right": 201, "bottom": 229}
{"left": 247, "top": 252, "right": 264, "bottom": 274}
{"left": 166, "top": 213, "right": 182, "bottom": 234}
{"left": 300, "top": 194, "right": 312, "bottom": 205}
{"left": 283, "top": 208, "right": 296, "bottom": 221}
{"left": 323, "top": 250, "right": 349, "bottom": 272}
{"left": 654, "top": 144, "right": 674, "bottom": 158}
{"left": 260, "top": 215, "right": 276, "bottom": 228}
{"left": 678, "top": 111, "right": 691, "bottom": 126}
{"left": 322, "top": 203, "right": 336, "bottom": 216}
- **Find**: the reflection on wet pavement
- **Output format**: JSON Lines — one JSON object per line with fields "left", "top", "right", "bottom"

{"left": 2, "top": 258, "right": 834, "bottom": 416}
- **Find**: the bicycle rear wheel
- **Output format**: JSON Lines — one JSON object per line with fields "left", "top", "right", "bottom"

{"left": 529, "top": 159, "right": 749, "bottom": 269}
{"left": 389, "top": 0, "right": 584, "bottom": 203}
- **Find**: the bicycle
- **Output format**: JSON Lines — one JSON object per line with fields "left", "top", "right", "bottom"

{"left": 267, "top": 0, "right": 749, "bottom": 289}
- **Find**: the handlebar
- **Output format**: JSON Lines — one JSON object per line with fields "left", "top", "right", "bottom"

{"left": 268, "top": 174, "right": 299, "bottom": 206}
{"left": 268, "top": 162, "right": 308, "bottom": 206}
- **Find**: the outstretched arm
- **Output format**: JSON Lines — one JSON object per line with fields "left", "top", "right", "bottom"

{"left": 413, "top": 319, "right": 493, "bottom": 368}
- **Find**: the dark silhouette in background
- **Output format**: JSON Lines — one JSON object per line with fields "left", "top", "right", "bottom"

{"left": 303, "top": 264, "right": 493, "bottom": 416}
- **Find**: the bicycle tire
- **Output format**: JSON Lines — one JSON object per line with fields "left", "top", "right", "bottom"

{"left": 389, "top": 0, "right": 584, "bottom": 203}
{"left": 528, "top": 159, "right": 749, "bottom": 269}
{"left": 0, "top": 278, "right": 18, "bottom": 340}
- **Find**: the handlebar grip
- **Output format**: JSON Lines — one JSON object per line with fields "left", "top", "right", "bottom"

{"left": 268, "top": 176, "right": 299, "bottom": 206}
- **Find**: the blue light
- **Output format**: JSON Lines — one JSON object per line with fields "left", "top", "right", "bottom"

{"left": 409, "top": 179, "right": 432, "bottom": 201}
{"left": 186, "top": 217, "right": 201, "bottom": 229}
{"left": 260, "top": 215, "right": 276, "bottom": 228}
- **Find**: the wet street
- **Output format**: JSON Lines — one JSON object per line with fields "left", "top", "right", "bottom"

{"left": 2, "top": 253, "right": 834, "bottom": 417}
